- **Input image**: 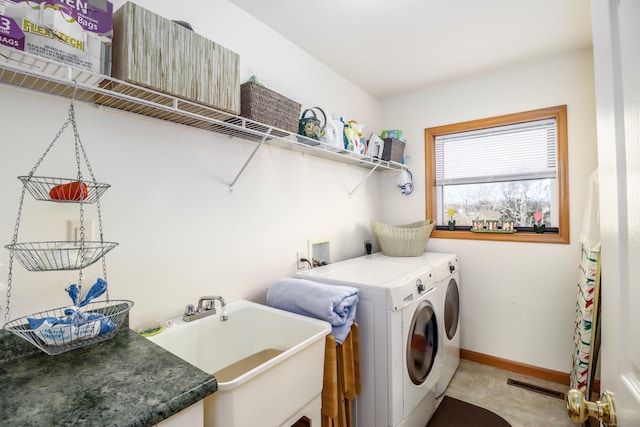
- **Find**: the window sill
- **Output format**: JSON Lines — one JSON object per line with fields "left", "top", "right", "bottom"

{"left": 431, "top": 229, "right": 569, "bottom": 244}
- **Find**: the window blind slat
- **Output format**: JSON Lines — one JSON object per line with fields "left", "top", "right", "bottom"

{"left": 435, "top": 118, "right": 557, "bottom": 185}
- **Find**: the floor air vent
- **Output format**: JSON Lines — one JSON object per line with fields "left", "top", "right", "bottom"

{"left": 507, "top": 378, "right": 566, "bottom": 400}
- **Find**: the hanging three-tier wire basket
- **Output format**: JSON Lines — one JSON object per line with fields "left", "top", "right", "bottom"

{"left": 3, "top": 91, "right": 133, "bottom": 355}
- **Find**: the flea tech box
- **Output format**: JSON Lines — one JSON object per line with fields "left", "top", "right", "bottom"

{"left": 0, "top": 0, "right": 113, "bottom": 74}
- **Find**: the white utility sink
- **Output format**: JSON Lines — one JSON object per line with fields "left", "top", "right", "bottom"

{"left": 147, "top": 299, "right": 331, "bottom": 427}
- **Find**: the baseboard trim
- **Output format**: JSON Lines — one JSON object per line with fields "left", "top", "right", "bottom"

{"left": 460, "top": 349, "right": 602, "bottom": 394}
{"left": 460, "top": 349, "right": 570, "bottom": 385}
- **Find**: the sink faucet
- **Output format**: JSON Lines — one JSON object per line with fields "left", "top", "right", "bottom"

{"left": 183, "top": 295, "right": 228, "bottom": 322}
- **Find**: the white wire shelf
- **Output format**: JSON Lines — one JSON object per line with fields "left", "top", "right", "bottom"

{"left": 0, "top": 48, "right": 406, "bottom": 192}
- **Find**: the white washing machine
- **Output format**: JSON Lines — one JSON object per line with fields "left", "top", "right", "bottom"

{"left": 296, "top": 256, "right": 440, "bottom": 427}
{"left": 371, "top": 252, "right": 460, "bottom": 397}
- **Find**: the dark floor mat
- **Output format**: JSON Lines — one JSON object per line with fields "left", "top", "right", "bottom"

{"left": 427, "top": 396, "right": 512, "bottom": 427}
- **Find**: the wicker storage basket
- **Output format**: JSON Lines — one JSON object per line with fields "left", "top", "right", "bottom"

{"left": 371, "top": 219, "right": 435, "bottom": 257}
{"left": 240, "top": 82, "right": 301, "bottom": 133}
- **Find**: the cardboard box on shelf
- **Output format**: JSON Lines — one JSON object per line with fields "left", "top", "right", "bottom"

{"left": 0, "top": 0, "right": 112, "bottom": 75}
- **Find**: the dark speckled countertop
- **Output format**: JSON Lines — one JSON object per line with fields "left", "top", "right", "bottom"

{"left": 0, "top": 327, "right": 217, "bottom": 427}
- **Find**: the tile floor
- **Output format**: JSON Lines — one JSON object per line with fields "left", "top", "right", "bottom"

{"left": 438, "top": 359, "right": 579, "bottom": 427}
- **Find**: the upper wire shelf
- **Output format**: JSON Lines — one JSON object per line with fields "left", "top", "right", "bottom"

{"left": 0, "top": 47, "right": 406, "bottom": 182}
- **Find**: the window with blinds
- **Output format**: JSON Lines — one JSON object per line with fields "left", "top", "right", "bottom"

{"left": 435, "top": 119, "right": 557, "bottom": 187}
{"left": 425, "top": 105, "right": 569, "bottom": 243}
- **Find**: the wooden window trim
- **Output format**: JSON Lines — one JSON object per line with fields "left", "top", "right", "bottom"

{"left": 424, "top": 105, "right": 570, "bottom": 244}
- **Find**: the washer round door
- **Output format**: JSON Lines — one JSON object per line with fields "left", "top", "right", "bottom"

{"left": 406, "top": 300, "right": 439, "bottom": 385}
{"left": 444, "top": 277, "right": 460, "bottom": 340}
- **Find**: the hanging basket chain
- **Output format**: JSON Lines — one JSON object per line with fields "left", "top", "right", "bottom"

{"left": 69, "top": 105, "right": 110, "bottom": 298}
{"left": 3, "top": 185, "right": 28, "bottom": 326}
{"left": 4, "top": 101, "right": 113, "bottom": 325}
{"left": 71, "top": 103, "right": 86, "bottom": 290}
{"left": 4, "top": 106, "right": 74, "bottom": 326}
{"left": 25, "top": 110, "right": 74, "bottom": 182}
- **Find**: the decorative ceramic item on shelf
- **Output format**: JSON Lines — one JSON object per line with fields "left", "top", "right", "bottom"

{"left": 446, "top": 208, "right": 456, "bottom": 230}
{"left": 486, "top": 220, "right": 499, "bottom": 231}
{"left": 533, "top": 211, "right": 545, "bottom": 233}
{"left": 472, "top": 219, "right": 485, "bottom": 231}
{"left": 298, "top": 107, "right": 326, "bottom": 140}
{"left": 502, "top": 219, "right": 515, "bottom": 231}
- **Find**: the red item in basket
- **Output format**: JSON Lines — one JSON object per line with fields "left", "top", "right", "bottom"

{"left": 49, "top": 182, "right": 89, "bottom": 201}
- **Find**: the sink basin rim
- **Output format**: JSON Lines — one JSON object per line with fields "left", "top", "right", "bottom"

{"left": 148, "top": 299, "right": 331, "bottom": 390}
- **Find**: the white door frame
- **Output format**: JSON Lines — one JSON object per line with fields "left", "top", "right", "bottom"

{"left": 591, "top": 0, "right": 640, "bottom": 424}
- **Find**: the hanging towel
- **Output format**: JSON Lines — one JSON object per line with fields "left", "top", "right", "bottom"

{"left": 397, "top": 169, "right": 413, "bottom": 195}
{"left": 267, "top": 278, "right": 358, "bottom": 344}
{"left": 580, "top": 168, "right": 601, "bottom": 251}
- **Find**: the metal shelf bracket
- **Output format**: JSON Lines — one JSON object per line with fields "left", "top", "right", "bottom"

{"left": 229, "top": 128, "right": 272, "bottom": 193}
{"left": 348, "top": 162, "right": 381, "bottom": 196}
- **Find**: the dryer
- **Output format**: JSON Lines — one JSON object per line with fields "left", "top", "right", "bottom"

{"left": 371, "top": 252, "right": 461, "bottom": 397}
{"left": 296, "top": 257, "right": 440, "bottom": 427}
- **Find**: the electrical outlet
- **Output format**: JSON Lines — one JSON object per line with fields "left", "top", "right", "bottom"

{"left": 364, "top": 240, "right": 372, "bottom": 254}
{"left": 296, "top": 251, "right": 307, "bottom": 270}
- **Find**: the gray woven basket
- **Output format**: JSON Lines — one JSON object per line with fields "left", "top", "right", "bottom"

{"left": 371, "top": 219, "right": 435, "bottom": 257}
{"left": 240, "top": 82, "right": 301, "bottom": 133}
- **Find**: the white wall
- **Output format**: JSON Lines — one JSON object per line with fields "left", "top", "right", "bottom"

{"left": 0, "top": 0, "right": 597, "bottom": 375}
{"left": 0, "top": 0, "right": 392, "bottom": 328}
{"left": 380, "top": 48, "right": 598, "bottom": 372}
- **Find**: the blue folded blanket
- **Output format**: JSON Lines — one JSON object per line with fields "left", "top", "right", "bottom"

{"left": 267, "top": 277, "right": 358, "bottom": 344}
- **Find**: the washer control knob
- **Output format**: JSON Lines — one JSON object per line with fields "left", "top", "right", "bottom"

{"left": 416, "top": 279, "right": 425, "bottom": 293}
{"left": 449, "top": 262, "right": 456, "bottom": 273}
